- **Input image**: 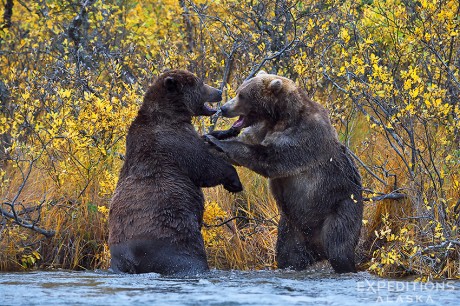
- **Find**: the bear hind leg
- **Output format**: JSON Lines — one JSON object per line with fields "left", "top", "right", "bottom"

{"left": 321, "top": 204, "right": 360, "bottom": 273}
{"left": 276, "top": 215, "right": 316, "bottom": 270}
{"left": 110, "top": 239, "right": 209, "bottom": 275}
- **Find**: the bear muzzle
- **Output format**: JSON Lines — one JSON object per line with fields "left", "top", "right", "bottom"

{"left": 220, "top": 98, "right": 240, "bottom": 118}
{"left": 205, "top": 85, "right": 222, "bottom": 103}
{"left": 196, "top": 85, "right": 222, "bottom": 116}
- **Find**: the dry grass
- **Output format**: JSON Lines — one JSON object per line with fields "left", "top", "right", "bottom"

{"left": 203, "top": 167, "right": 279, "bottom": 270}
{"left": 0, "top": 161, "right": 279, "bottom": 271}
{"left": 0, "top": 164, "right": 110, "bottom": 271}
{"left": 1, "top": 124, "right": 459, "bottom": 278}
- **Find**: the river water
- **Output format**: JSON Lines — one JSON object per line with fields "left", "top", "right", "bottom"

{"left": 0, "top": 268, "right": 459, "bottom": 306}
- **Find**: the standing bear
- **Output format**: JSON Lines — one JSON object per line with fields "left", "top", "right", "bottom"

{"left": 109, "top": 69, "right": 243, "bottom": 275}
{"left": 206, "top": 71, "right": 363, "bottom": 273}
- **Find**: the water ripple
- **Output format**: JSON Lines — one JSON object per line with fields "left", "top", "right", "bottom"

{"left": 0, "top": 269, "right": 458, "bottom": 306}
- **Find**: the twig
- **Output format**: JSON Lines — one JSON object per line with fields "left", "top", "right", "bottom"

{"left": 454, "top": 199, "right": 460, "bottom": 213}
{"left": 208, "top": 41, "right": 240, "bottom": 132}
{"left": 363, "top": 192, "right": 406, "bottom": 202}
{"left": 204, "top": 215, "right": 278, "bottom": 228}
{"left": 245, "top": 7, "right": 299, "bottom": 80}
{"left": 1, "top": 139, "right": 54, "bottom": 237}
{"left": 179, "top": 0, "right": 195, "bottom": 52}
{"left": 1, "top": 0, "right": 14, "bottom": 29}
{"left": 346, "top": 147, "right": 387, "bottom": 185}
{"left": 10, "top": 157, "right": 35, "bottom": 209}
{"left": 0, "top": 204, "right": 55, "bottom": 238}
{"left": 421, "top": 40, "right": 460, "bottom": 89}
{"left": 421, "top": 240, "right": 460, "bottom": 253}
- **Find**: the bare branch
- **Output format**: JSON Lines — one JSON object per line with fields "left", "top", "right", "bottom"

{"left": 179, "top": 0, "right": 195, "bottom": 53}
{"left": 208, "top": 41, "right": 241, "bottom": 132}
{"left": 0, "top": 204, "right": 55, "bottom": 238}
{"left": 245, "top": 6, "right": 299, "bottom": 80}
{"left": 421, "top": 240, "right": 460, "bottom": 253}
{"left": 1, "top": 0, "right": 14, "bottom": 29}
{"left": 363, "top": 192, "right": 406, "bottom": 202}
{"left": 346, "top": 147, "right": 387, "bottom": 185}
{"left": 204, "top": 215, "right": 278, "bottom": 228}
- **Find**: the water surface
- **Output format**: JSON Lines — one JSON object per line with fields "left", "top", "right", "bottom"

{"left": 1, "top": 268, "right": 459, "bottom": 305}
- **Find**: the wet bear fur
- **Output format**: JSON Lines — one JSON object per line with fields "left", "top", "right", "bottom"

{"left": 206, "top": 71, "right": 363, "bottom": 273}
{"left": 109, "top": 70, "right": 242, "bottom": 275}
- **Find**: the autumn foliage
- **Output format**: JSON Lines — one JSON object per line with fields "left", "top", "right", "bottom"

{"left": 0, "top": 0, "right": 459, "bottom": 279}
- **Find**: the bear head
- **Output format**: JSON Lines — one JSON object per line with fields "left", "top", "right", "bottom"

{"left": 143, "top": 69, "right": 222, "bottom": 117}
{"left": 220, "top": 71, "right": 300, "bottom": 129}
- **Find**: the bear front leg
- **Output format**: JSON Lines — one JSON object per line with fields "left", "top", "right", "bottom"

{"left": 217, "top": 164, "right": 243, "bottom": 193}
{"left": 204, "top": 135, "right": 274, "bottom": 178}
{"left": 161, "top": 134, "right": 243, "bottom": 193}
{"left": 276, "top": 215, "right": 316, "bottom": 270}
{"left": 205, "top": 134, "right": 314, "bottom": 179}
{"left": 192, "top": 150, "right": 242, "bottom": 193}
{"left": 203, "top": 134, "right": 227, "bottom": 152}
{"left": 207, "top": 126, "right": 241, "bottom": 140}
{"left": 196, "top": 149, "right": 243, "bottom": 193}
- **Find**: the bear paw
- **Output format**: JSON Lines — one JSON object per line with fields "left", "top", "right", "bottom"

{"left": 203, "top": 134, "right": 226, "bottom": 152}
{"left": 223, "top": 174, "right": 243, "bottom": 193}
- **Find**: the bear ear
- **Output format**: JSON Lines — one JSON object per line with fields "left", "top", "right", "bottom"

{"left": 164, "top": 76, "right": 178, "bottom": 92}
{"left": 256, "top": 70, "right": 267, "bottom": 76}
{"left": 268, "top": 79, "right": 283, "bottom": 95}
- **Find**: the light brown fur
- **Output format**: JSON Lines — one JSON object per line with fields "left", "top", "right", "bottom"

{"left": 206, "top": 71, "right": 363, "bottom": 273}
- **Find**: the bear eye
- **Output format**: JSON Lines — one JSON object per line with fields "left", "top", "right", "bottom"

{"left": 238, "top": 93, "right": 245, "bottom": 99}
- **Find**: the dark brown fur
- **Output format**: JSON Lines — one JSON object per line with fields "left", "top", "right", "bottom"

{"left": 109, "top": 70, "right": 242, "bottom": 275}
{"left": 206, "top": 71, "right": 363, "bottom": 273}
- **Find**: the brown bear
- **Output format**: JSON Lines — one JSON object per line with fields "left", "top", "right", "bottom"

{"left": 109, "top": 69, "right": 243, "bottom": 275}
{"left": 206, "top": 71, "right": 363, "bottom": 273}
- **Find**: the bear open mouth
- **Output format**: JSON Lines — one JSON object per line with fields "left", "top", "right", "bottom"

{"left": 232, "top": 116, "right": 245, "bottom": 129}
{"left": 201, "top": 103, "right": 217, "bottom": 116}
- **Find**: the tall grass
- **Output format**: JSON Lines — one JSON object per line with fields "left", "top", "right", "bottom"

{"left": 0, "top": 167, "right": 278, "bottom": 271}
{"left": 203, "top": 168, "right": 279, "bottom": 270}
{"left": 0, "top": 164, "right": 110, "bottom": 271}
{"left": 1, "top": 116, "right": 459, "bottom": 279}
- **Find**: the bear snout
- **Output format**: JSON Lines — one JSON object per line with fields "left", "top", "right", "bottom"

{"left": 220, "top": 99, "right": 239, "bottom": 118}
{"left": 205, "top": 85, "right": 222, "bottom": 103}
{"left": 220, "top": 103, "right": 229, "bottom": 116}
